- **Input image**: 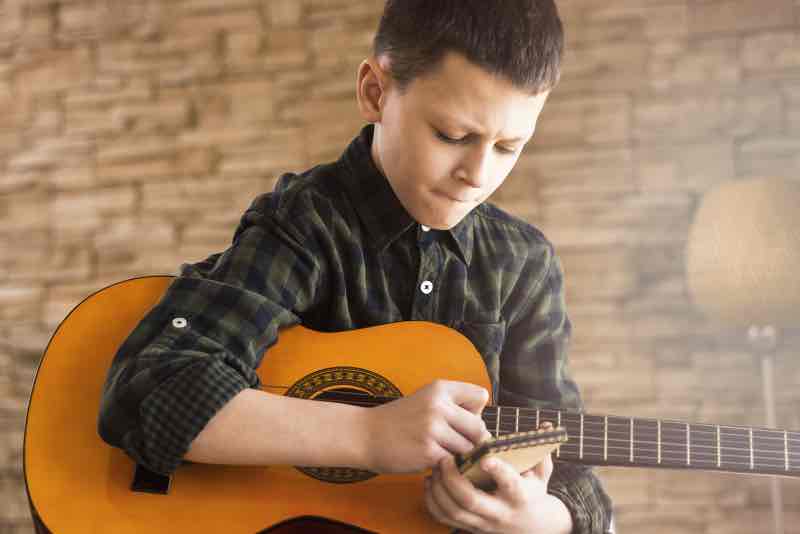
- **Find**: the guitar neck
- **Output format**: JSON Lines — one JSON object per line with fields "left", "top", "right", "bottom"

{"left": 482, "top": 406, "right": 800, "bottom": 478}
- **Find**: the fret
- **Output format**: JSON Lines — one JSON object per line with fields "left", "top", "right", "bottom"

{"left": 657, "top": 420, "right": 662, "bottom": 464}
{"left": 749, "top": 429, "right": 754, "bottom": 470}
{"left": 496, "top": 406, "right": 500, "bottom": 437}
{"left": 604, "top": 416, "right": 608, "bottom": 462}
{"left": 515, "top": 407, "right": 519, "bottom": 433}
{"left": 717, "top": 425, "right": 721, "bottom": 468}
{"left": 629, "top": 418, "right": 634, "bottom": 463}
{"left": 536, "top": 409, "right": 540, "bottom": 430}
{"left": 786, "top": 431, "right": 790, "bottom": 472}
{"left": 686, "top": 423, "right": 690, "bottom": 466}
{"left": 753, "top": 427, "right": 789, "bottom": 474}
{"left": 579, "top": 414, "right": 584, "bottom": 460}
{"left": 789, "top": 431, "right": 800, "bottom": 471}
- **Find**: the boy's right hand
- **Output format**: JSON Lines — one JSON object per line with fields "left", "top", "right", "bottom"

{"left": 364, "top": 380, "right": 492, "bottom": 474}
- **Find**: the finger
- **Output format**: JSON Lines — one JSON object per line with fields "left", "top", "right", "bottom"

{"left": 445, "top": 381, "right": 490, "bottom": 415}
{"left": 424, "top": 475, "right": 460, "bottom": 529}
{"left": 444, "top": 404, "right": 492, "bottom": 450}
{"left": 532, "top": 450, "right": 554, "bottom": 481}
{"left": 432, "top": 458, "right": 497, "bottom": 532}
{"left": 481, "top": 456, "right": 527, "bottom": 506}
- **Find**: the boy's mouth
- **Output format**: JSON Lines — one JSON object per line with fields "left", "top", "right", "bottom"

{"left": 433, "top": 190, "right": 472, "bottom": 203}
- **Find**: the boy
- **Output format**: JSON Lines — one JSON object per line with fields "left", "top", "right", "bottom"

{"left": 98, "top": 1, "right": 613, "bottom": 532}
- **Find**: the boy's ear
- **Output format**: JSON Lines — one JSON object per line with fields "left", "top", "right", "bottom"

{"left": 356, "top": 55, "right": 392, "bottom": 123}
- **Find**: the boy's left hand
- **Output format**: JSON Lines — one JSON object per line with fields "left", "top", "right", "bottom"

{"left": 423, "top": 451, "right": 572, "bottom": 534}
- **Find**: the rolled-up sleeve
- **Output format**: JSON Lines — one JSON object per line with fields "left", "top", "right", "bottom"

{"left": 97, "top": 196, "right": 324, "bottom": 475}
{"left": 499, "top": 243, "right": 613, "bottom": 534}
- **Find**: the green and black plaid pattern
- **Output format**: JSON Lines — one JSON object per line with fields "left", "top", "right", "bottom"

{"left": 98, "top": 124, "right": 612, "bottom": 532}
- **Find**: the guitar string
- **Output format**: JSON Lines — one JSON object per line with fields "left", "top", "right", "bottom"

{"left": 308, "top": 390, "right": 798, "bottom": 439}
{"left": 307, "top": 397, "right": 798, "bottom": 471}
{"left": 313, "top": 394, "right": 800, "bottom": 446}
{"left": 314, "top": 398, "right": 799, "bottom": 463}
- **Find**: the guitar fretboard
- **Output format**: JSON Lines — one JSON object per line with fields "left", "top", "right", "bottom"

{"left": 482, "top": 406, "right": 800, "bottom": 478}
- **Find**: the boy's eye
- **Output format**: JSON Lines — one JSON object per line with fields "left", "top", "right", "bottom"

{"left": 436, "top": 130, "right": 517, "bottom": 154}
{"left": 436, "top": 130, "right": 465, "bottom": 143}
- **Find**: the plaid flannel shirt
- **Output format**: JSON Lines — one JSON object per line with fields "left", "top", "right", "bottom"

{"left": 98, "top": 124, "right": 613, "bottom": 533}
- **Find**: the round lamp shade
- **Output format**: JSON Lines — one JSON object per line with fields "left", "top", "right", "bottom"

{"left": 685, "top": 177, "right": 800, "bottom": 328}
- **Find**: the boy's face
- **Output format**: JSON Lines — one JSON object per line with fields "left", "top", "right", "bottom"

{"left": 357, "top": 51, "right": 550, "bottom": 230}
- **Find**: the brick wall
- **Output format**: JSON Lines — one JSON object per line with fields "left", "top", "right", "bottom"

{"left": 2, "top": 1, "right": 800, "bottom": 532}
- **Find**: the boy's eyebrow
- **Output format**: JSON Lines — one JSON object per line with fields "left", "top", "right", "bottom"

{"left": 432, "top": 111, "right": 531, "bottom": 143}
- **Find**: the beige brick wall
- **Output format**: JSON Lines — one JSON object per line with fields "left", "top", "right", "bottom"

{"left": 2, "top": 0, "right": 800, "bottom": 532}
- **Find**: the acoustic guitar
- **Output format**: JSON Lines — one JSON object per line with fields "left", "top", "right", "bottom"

{"left": 24, "top": 276, "right": 800, "bottom": 533}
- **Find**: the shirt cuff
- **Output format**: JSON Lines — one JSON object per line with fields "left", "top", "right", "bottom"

{"left": 127, "top": 357, "right": 251, "bottom": 475}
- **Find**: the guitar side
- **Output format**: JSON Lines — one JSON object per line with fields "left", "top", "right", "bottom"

{"left": 23, "top": 276, "right": 493, "bottom": 533}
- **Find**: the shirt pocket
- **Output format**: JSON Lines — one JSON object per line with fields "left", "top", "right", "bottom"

{"left": 448, "top": 319, "right": 506, "bottom": 401}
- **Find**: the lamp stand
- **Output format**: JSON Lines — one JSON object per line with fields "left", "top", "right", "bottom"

{"left": 747, "top": 325, "right": 783, "bottom": 534}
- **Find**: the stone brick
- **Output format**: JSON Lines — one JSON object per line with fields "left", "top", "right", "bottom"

{"left": 307, "top": 0, "right": 382, "bottom": 25}
{"left": 689, "top": 0, "right": 795, "bottom": 36}
{"left": 64, "top": 78, "right": 152, "bottom": 108}
{"left": 595, "top": 468, "right": 651, "bottom": 507}
{"left": 518, "top": 147, "right": 636, "bottom": 202}
{"left": 0, "top": 286, "right": 42, "bottom": 321}
{"left": 649, "top": 37, "right": 740, "bottom": 92}
{"left": 535, "top": 94, "right": 631, "bottom": 147}
{"left": 0, "top": 172, "right": 38, "bottom": 195}
{"left": 0, "top": 190, "right": 50, "bottom": 234}
{"left": 171, "top": 9, "right": 262, "bottom": 35}
{"left": 786, "top": 82, "right": 800, "bottom": 134}
{"left": 560, "top": 246, "right": 639, "bottom": 301}
{"left": 560, "top": 41, "right": 649, "bottom": 94}
{"left": 218, "top": 128, "right": 306, "bottom": 176}
{"left": 177, "top": 0, "right": 258, "bottom": 13}
{"left": 266, "top": 0, "right": 304, "bottom": 27}
{"left": 637, "top": 141, "right": 734, "bottom": 194}
{"left": 582, "top": 3, "right": 689, "bottom": 43}
{"left": 634, "top": 90, "right": 783, "bottom": 143}
{"left": 737, "top": 136, "right": 800, "bottom": 179}
{"left": 0, "top": 82, "right": 26, "bottom": 132}
{"left": 616, "top": 504, "right": 710, "bottom": 534}
{"left": 27, "top": 98, "right": 63, "bottom": 138}
{"left": 14, "top": 47, "right": 93, "bottom": 94}
{"left": 309, "top": 25, "right": 375, "bottom": 68}
{"left": 111, "top": 98, "right": 193, "bottom": 133}
{"left": 8, "top": 137, "right": 93, "bottom": 172}
{"left": 97, "top": 136, "right": 176, "bottom": 164}
{"left": 742, "top": 31, "right": 800, "bottom": 74}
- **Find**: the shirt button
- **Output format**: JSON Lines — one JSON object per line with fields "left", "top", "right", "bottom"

{"left": 420, "top": 280, "right": 433, "bottom": 294}
{"left": 421, "top": 225, "right": 430, "bottom": 232}
{"left": 172, "top": 317, "right": 188, "bottom": 328}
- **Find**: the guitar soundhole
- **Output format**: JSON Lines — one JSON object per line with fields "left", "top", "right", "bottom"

{"left": 286, "top": 367, "right": 401, "bottom": 484}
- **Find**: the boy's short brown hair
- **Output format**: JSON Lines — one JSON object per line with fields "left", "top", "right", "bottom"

{"left": 373, "top": 0, "right": 564, "bottom": 96}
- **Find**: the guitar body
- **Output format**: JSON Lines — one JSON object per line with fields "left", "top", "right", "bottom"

{"left": 24, "top": 276, "right": 493, "bottom": 533}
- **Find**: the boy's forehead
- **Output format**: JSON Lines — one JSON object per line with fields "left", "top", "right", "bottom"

{"left": 410, "top": 51, "right": 544, "bottom": 112}
{"left": 405, "top": 52, "right": 547, "bottom": 138}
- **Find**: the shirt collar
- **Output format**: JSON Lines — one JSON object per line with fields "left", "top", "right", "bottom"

{"left": 338, "top": 124, "right": 474, "bottom": 265}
